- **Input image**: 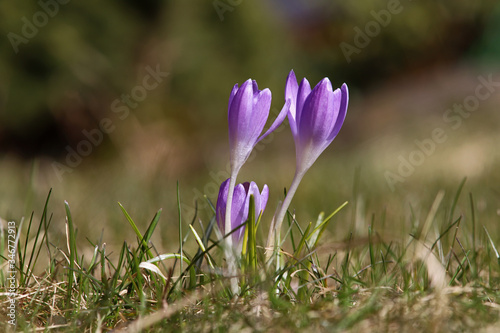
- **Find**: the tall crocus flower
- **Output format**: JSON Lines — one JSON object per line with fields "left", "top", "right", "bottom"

{"left": 225, "top": 79, "right": 288, "bottom": 251}
{"left": 216, "top": 178, "right": 269, "bottom": 293}
{"left": 267, "top": 70, "right": 349, "bottom": 249}
{"left": 216, "top": 178, "right": 269, "bottom": 252}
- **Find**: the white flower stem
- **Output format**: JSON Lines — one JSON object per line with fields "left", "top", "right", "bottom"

{"left": 224, "top": 169, "right": 240, "bottom": 294}
{"left": 266, "top": 168, "right": 307, "bottom": 252}
{"left": 225, "top": 172, "right": 237, "bottom": 249}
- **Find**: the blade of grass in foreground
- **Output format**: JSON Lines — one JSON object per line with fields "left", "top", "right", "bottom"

{"left": 189, "top": 224, "right": 215, "bottom": 270}
{"left": 118, "top": 202, "right": 161, "bottom": 260}
{"left": 64, "top": 200, "right": 78, "bottom": 305}
{"left": 484, "top": 226, "right": 500, "bottom": 266}
{"left": 469, "top": 192, "right": 478, "bottom": 277}
{"left": 142, "top": 210, "right": 162, "bottom": 252}
{"left": 307, "top": 201, "right": 348, "bottom": 248}
{"left": 177, "top": 181, "right": 183, "bottom": 273}
{"left": 448, "top": 177, "right": 467, "bottom": 225}
{"left": 21, "top": 190, "right": 52, "bottom": 287}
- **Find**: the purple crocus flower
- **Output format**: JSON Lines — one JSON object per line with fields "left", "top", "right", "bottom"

{"left": 285, "top": 70, "right": 349, "bottom": 174}
{"left": 216, "top": 178, "right": 269, "bottom": 250}
{"left": 225, "top": 79, "right": 288, "bottom": 252}
{"left": 267, "top": 70, "right": 348, "bottom": 249}
{"left": 228, "top": 79, "right": 288, "bottom": 175}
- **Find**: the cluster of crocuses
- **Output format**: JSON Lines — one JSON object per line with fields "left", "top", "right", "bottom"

{"left": 215, "top": 70, "right": 349, "bottom": 265}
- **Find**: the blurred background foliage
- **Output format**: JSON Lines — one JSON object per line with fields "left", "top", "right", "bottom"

{"left": 1, "top": 0, "right": 499, "bottom": 251}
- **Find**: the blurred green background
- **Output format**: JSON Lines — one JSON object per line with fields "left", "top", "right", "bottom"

{"left": 1, "top": 0, "right": 499, "bottom": 254}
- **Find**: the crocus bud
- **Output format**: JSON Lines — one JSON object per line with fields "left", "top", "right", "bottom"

{"left": 216, "top": 178, "right": 269, "bottom": 250}
{"left": 285, "top": 70, "right": 349, "bottom": 174}
{"left": 228, "top": 79, "right": 289, "bottom": 175}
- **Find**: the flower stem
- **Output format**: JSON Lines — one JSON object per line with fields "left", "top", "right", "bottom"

{"left": 224, "top": 169, "right": 240, "bottom": 294}
{"left": 266, "top": 169, "right": 306, "bottom": 251}
{"left": 225, "top": 172, "right": 237, "bottom": 249}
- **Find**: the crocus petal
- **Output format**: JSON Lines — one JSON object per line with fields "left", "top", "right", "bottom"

{"left": 295, "top": 78, "right": 312, "bottom": 134}
{"left": 216, "top": 178, "right": 231, "bottom": 233}
{"left": 252, "top": 88, "right": 272, "bottom": 140}
{"left": 231, "top": 183, "right": 250, "bottom": 243}
{"left": 215, "top": 179, "right": 249, "bottom": 244}
{"left": 299, "top": 78, "right": 336, "bottom": 145}
{"left": 285, "top": 70, "right": 298, "bottom": 105}
{"left": 257, "top": 184, "right": 269, "bottom": 218}
{"left": 252, "top": 80, "right": 259, "bottom": 94}
{"left": 257, "top": 98, "right": 290, "bottom": 143}
{"left": 227, "top": 84, "right": 239, "bottom": 115}
{"left": 246, "top": 182, "right": 260, "bottom": 215}
{"left": 327, "top": 83, "right": 349, "bottom": 141}
{"left": 285, "top": 70, "right": 299, "bottom": 137}
{"left": 243, "top": 182, "right": 269, "bottom": 223}
{"left": 228, "top": 79, "right": 254, "bottom": 144}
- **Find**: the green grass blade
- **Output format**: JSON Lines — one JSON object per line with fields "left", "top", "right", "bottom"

{"left": 248, "top": 195, "right": 257, "bottom": 273}
{"left": 194, "top": 215, "right": 216, "bottom": 271}
{"left": 205, "top": 195, "right": 216, "bottom": 215}
{"left": 177, "top": 181, "right": 183, "bottom": 274}
{"left": 294, "top": 222, "right": 312, "bottom": 258}
{"left": 111, "top": 242, "right": 128, "bottom": 289}
{"left": 100, "top": 243, "right": 108, "bottom": 288}
{"left": 23, "top": 190, "right": 53, "bottom": 287}
{"left": 189, "top": 224, "right": 214, "bottom": 270}
{"left": 118, "top": 202, "right": 142, "bottom": 240}
{"left": 469, "top": 192, "right": 477, "bottom": 277}
{"left": 307, "top": 212, "right": 324, "bottom": 249}
{"left": 449, "top": 254, "right": 469, "bottom": 285}
{"left": 64, "top": 200, "right": 78, "bottom": 304}
{"left": 448, "top": 177, "right": 466, "bottom": 224}
{"left": 307, "top": 201, "right": 348, "bottom": 248}
{"left": 368, "top": 220, "right": 376, "bottom": 283}
{"left": 143, "top": 209, "right": 162, "bottom": 246}
{"left": 483, "top": 226, "right": 500, "bottom": 265}
{"left": 87, "top": 245, "right": 99, "bottom": 272}
{"left": 118, "top": 202, "right": 157, "bottom": 259}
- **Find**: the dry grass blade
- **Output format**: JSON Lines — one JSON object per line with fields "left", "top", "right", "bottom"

{"left": 420, "top": 190, "right": 445, "bottom": 242}
{"left": 408, "top": 240, "right": 449, "bottom": 290}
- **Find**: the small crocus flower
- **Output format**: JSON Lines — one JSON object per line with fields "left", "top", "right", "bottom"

{"left": 225, "top": 79, "right": 288, "bottom": 252}
{"left": 286, "top": 70, "right": 349, "bottom": 174}
{"left": 216, "top": 178, "right": 269, "bottom": 251}
{"left": 228, "top": 79, "right": 288, "bottom": 176}
{"left": 266, "top": 70, "right": 349, "bottom": 250}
